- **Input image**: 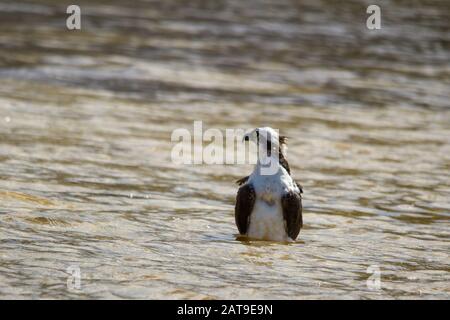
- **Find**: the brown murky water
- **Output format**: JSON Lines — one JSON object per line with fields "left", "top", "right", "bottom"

{"left": 0, "top": 0, "right": 449, "bottom": 299}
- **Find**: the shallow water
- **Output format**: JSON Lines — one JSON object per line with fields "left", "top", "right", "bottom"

{"left": 0, "top": 0, "right": 449, "bottom": 299}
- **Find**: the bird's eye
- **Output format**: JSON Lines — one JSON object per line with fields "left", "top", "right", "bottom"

{"left": 244, "top": 136, "right": 249, "bottom": 141}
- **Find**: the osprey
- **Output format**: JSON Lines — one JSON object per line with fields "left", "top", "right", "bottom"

{"left": 235, "top": 127, "right": 303, "bottom": 241}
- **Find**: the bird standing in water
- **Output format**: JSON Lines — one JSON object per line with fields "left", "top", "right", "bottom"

{"left": 235, "top": 127, "right": 303, "bottom": 241}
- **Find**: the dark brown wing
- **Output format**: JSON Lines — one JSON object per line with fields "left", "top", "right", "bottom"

{"left": 294, "top": 180, "right": 303, "bottom": 193}
{"left": 236, "top": 176, "right": 249, "bottom": 186}
{"left": 281, "top": 191, "right": 303, "bottom": 240}
{"left": 235, "top": 184, "right": 255, "bottom": 235}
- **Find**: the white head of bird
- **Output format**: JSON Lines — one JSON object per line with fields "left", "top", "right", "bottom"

{"left": 243, "top": 127, "right": 281, "bottom": 176}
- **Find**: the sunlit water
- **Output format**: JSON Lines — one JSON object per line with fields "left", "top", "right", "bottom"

{"left": 0, "top": 0, "right": 449, "bottom": 299}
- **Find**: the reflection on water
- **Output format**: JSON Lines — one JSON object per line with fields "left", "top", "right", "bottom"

{"left": 0, "top": 0, "right": 449, "bottom": 299}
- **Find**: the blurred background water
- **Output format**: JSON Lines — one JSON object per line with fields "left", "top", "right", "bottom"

{"left": 0, "top": 0, "right": 449, "bottom": 299}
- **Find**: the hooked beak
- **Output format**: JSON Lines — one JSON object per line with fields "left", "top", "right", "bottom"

{"left": 243, "top": 129, "right": 257, "bottom": 142}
